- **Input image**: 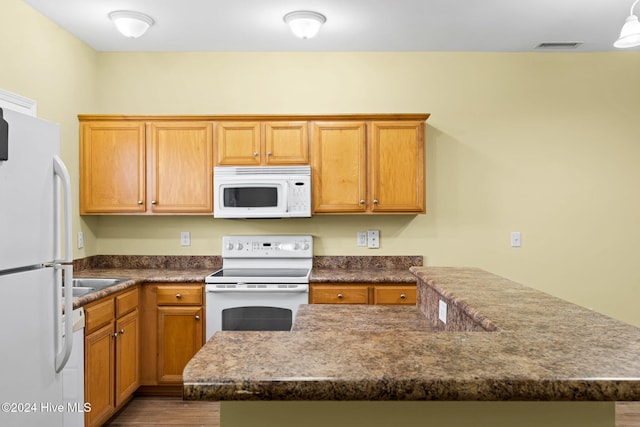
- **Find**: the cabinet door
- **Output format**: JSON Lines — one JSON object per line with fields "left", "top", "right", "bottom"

{"left": 369, "top": 121, "right": 425, "bottom": 213}
{"left": 80, "top": 121, "right": 146, "bottom": 214}
{"left": 85, "top": 323, "right": 115, "bottom": 427}
{"left": 311, "top": 122, "right": 367, "bottom": 213}
{"left": 264, "top": 121, "right": 309, "bottom": 165}
{"left": 148, "top": 122, "right": 213, "bottom": 213}
{"left": 157, "top": 306, "right": 203, "bottom": 384}
{"left": 115, "top": 309, "right": 140, "bottom": 406}
{"left": 310, "top": 285, "right": 369, "bottom": 304}
{"left": 215, "top": 122, "right": 261, "bottom": 165}
{"left": 372, "top": 285, "right": 417, "bottom": 305}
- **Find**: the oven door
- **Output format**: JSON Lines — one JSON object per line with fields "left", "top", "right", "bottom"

{"left": 213, "top": 179, "right": 287, "bottom": 218}
{"left": 205, "top": 284, "right": 308, "bottom": 340}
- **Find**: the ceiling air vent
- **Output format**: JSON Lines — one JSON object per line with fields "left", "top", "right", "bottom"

{"left": 535, "top": 42, "right": 583, "bottom": 49}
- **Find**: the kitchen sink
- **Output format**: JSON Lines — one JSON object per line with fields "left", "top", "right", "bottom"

{"left": 72, "top": 277, "right": 129, "bottom": 290}
{"left": 62, "top": 277, "right": 130, "bottom": 298}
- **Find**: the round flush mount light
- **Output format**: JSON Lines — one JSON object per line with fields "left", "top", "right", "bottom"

{"left": 283, "top": 11, "right": 326, "bottom": 39}
{"left": 109, "top": 10, "right": 155, "bottom": 39}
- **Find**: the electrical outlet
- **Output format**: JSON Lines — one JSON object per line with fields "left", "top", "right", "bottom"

{"left": 511, "top": 231, "right": 521, "bottom": 248}
{"left": 357, "top": 231, "right": 367, "bottom": 247}
{"left": 438, "top": 300, "right": 447, "bottom": 324}
{"left": 367, "top": 229, "right": 380, "bottom": 249}
{"left": 181, "top": 231, "right": 191, "bottom": 246}
{"left": 77, "top": 231, "right": 84, "bottom": 249}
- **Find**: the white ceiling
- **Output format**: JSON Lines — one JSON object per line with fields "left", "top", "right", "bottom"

{"left": 23, "top": 0, "right": 640, "bottom": 52}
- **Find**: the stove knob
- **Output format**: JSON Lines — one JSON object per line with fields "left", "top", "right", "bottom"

{"left": 226, "top": 242, "right": 234, "bottom": 251}
{"left": 302, "top": 242, "right": 310, "bottom": 250}
{"left": 293, "top": 242, "right": 300, "bottom": 250}
{"left": 235, "top": 243, "right": 244, "bottom": 251}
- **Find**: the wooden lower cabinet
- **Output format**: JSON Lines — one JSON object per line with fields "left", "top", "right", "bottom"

{"left": 84, "top": 287, "right": 139, "bottom": 427}
{"left": 157, "top": 305, "right": 203, "bottom": 383}
{"left": 140, "top": 283, "right": 205, "bottom": 391}
{"left": 310, "top": 283, "right": 416, "bottom": 305}
{"left": 372, "top": 285, "right": 417, "bottom": 305}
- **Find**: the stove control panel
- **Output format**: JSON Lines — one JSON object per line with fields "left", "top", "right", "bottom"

{"left": 221, "top": 235, "right": 313, "bottom": 258}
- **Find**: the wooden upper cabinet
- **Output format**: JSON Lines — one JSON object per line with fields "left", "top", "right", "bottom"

{"left": 311, "top": 122, "right": 367, "bottom": 213}
{"left": 215, "top": 121, "right": 309, "bottom": 165}
{"left": 215, "top": 122, "right": 261, "bottom": 165}
{"left": 369, "top": 121, "right": 425, "bottom": 213}
{"left": 264, "top": 121, "right": 309, "bottom": 165}
{"left": 80, "top": 121, "right": 146, "bottom": 214}
{"left": 312, "top": 120, "right": 426, "bottom": 214}
{"left": 147, "top": 122, "right": 213, "bottom": 213}
{"left": 80, "top": 119, "right": 213, "bottom": 215}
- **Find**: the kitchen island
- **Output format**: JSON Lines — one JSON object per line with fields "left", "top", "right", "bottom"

{"left": 183, "top": 267, "right": 640, "bottom": 427}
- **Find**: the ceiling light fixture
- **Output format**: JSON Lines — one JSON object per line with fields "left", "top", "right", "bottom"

{"left": 614, "top": 0, "right": 640, "bottom": 48}
{"left": 283, "top": 11, "right": 326, "bottom": 39}
{"left": 109, "top": 10, "right": 155, "bottom": 39}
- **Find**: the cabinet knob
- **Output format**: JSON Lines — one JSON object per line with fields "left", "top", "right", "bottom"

{"left": 151, "top": 200, "right": 157, "bottom": 205}
{"left": 253, "top": 151, "right": 259, "bottom": 156}
{"left": 373, "top": 199, "right": 379, "bottom": 204}
{"left": 112, "top": 332, "right": 118, "bottom": 338}
{"left": 176, "top": 293, "right": 182, "bottom": 299}
{"left": 359, "top": 200, "right": 365, "bottom": 205}
{"left": 400, "top": 293, "right": 406, "bottom": 299}
{"left": 119, "top": 329, "right": 125, "bottom": 334}
{"left": 137, "top": 200, "right": 143, "bottom": 205}
{"left": 195, "top": 315, "right": 201, "bottom": 320}
{"left": 337, "top": 293, "right": 343, "bottom": 299}
{"left": 267, "top": 151, "right": 272, "bottom": 156}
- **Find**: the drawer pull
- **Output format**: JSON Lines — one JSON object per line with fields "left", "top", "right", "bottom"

{"left": 137, "top": 200, "right": 143, "bottom": 205}
{"left": 400, "top": 293, "right": 406, "bottom": 299}
{"left": 195, "top": 315, "right": 200, "bottom": 320}
{"left": 176, "top": 293, "right": 182, "bottom": 299}
{"left": 337, "top": 293, "right": 343, "bottom": 299}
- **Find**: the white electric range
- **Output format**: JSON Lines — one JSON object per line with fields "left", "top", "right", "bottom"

{"left": 205, "top": 235, "right": 312, "bottom": 339}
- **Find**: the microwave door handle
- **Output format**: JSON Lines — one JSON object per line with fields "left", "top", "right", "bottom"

{"left": 282, "top": 181, "right": 289, "bottom": 212}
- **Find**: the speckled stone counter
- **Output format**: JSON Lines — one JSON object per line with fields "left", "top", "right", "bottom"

{"left": 311, "top": 255, "right": 421, "bottom": 283}
{"left": 70, "top": 255, "right": 221, "bottom": 308}
{"left": 183, "top": 267, "right": 640, "bottom": 402}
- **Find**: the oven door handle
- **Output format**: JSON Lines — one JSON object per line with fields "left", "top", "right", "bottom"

{"left": 206, "top": 285, "right": 309, "bottom": 293}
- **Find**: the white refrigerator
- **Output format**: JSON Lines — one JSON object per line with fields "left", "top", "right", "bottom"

{"left": 0, "top": 107, "right": 75, "bottom": 426}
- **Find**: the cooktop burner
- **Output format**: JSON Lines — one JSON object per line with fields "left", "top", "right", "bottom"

{"left": 208, "top": 268, "right": 310, "bottom": 278}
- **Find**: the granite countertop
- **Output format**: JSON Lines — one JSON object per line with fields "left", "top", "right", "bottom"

{"left": 183, "top": 267, "right": 640, "bottom": 402}
{"left": 70, "top": 255, "right": 421, "bottom": 308}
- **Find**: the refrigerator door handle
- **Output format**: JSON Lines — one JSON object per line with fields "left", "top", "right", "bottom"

{"left": 53, "top": 155, "right": 72, "bottom": 263}
{"left": 55, "top": 264, "right": 73, "bottom": 373}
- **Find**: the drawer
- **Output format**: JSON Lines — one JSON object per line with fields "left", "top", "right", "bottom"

{"left": 157, "top": 285, "right": 202, "bottom": 305}
{"left": 310, "top": 285, "right": 369, "bottom": 304}
{"left": 373, "top": 286, "right": 416, "bottom": 305}
{"left": 116, "top": 286, "right": 139, "bottom": 317}
{"left": 85, "top": 297, "right": 114, "bottom": 334}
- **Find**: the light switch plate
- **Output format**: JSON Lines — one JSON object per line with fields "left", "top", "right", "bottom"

{"left": 511, "top": 231, "right": 521, "bottom": 248}
{"left": 357, "top": 231, "right": 367, "bottom": 247}
{"left": 77, "top": 231, "right": 84, "bottom": 249}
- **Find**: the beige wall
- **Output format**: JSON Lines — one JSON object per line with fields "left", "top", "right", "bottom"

{"left": 0, "top": 0, "right": 99, "bottom": 257}
{"left": 93, "top": 52, "right": 640, "bottom": 326}
{"left": 2, "top": 1, "right": 639, "bottom": 327}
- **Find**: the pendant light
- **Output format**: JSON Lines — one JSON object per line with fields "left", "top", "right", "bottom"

{"left": 283, "top": 11, "right": 326, "bottom": 39}
{"left": 614, "top": 0, "right": 640, "bottom": 48}
{"left": 109, "top": 11, "right": 155, "bottom": 39}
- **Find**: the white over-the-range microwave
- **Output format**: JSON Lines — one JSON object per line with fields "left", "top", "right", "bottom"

{"left": 213, "top": 166, "right": 312, "bottom": 218}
